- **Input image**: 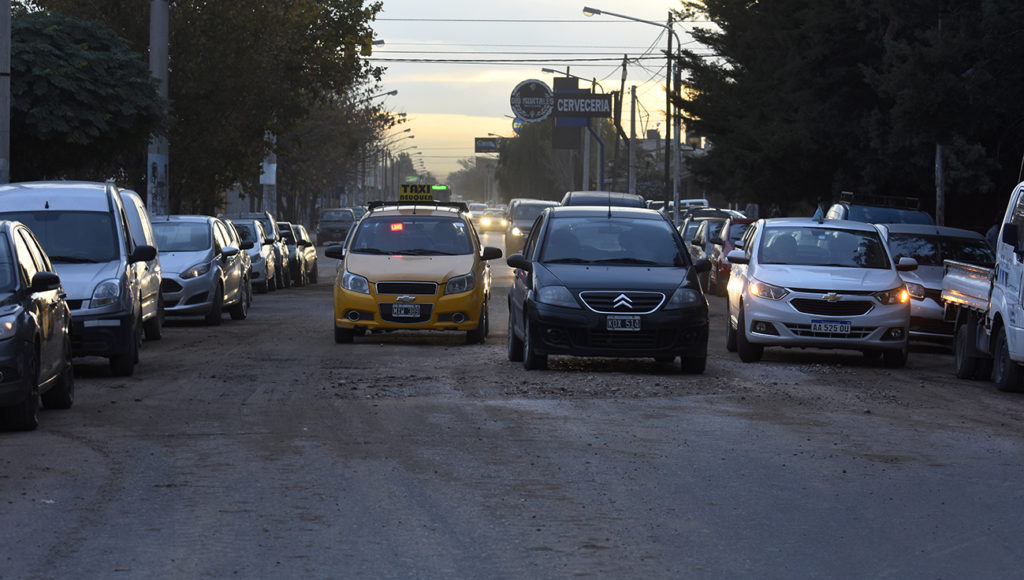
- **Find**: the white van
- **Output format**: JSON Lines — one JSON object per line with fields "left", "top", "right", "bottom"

{"left": 0, "top": 181, "right": 157, "bottom": 376}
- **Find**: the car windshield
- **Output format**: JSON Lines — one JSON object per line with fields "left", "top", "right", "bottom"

{"left": 847, "top": 205, "right": 934, "bottom": 225}
{"left": 888, "top": 233, "right": 995, "bottom": 268}
{"left": 729, "top": 223, "right": 751, "bottom": 242}
{"left": 540, "top": 217, "right": 685, "bottom": 266}
{"left": 153, "top": 222, "right": 211, "bottom": 252}
{"left": 233, "top": 222, "right": 258, "bottom": 243}
{"left": 759, "top": 226, "right": 890, "bottom": 269}
{"left": 322, "top": 210, "right": 353, "bottom": 222}
{"left": 350, "top": 216, "right": 473, "bottom": 255}
{"left": 0, "top": 210, "right": 119, "bottom": 263}
{"left": 513, "top": 202, "right": 555, "bottom": 222}
{"left": 0, "top": 236, "right": 15, "bottom": 292}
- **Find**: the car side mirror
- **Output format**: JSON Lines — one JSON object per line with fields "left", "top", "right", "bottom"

{"left": 30, "top": 271, "right": 61, "bottom": 293}
{"left": 710, "top": 236, "right": 724, "bottom": 245}
{"left": 299, "top": 240, "right": 313, "bottom": 248}
{"left": 693, "top": 258, "right": 712, "bottom": 274}
{"left": 129, "top": 244, "right": 157, "bottom": 263}
{"left": 222, "top": 246, "right": 239, "bottom": 258}
{"left": 726, "top": 249, "right": 749, "bottom": 265}
{"left": 896, "top": 257, "right": 918, "bottom": 272}
{"left": 324, "top": 245, "right": 345, "bottom": 260}
{"left": 240, "top": 240, "right": 255, "bottom": 250}
{"left": 506, "top": 253, "right": 531, "bottom": 271}
{"left": 481, "top": 246, "right": 503, "bottom": 261}
{"left": 690, "top": 239, "right": 702, "bottom": 247}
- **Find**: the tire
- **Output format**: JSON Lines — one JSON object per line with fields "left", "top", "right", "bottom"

{"left": 954, "top": 323, "right": 979, "bottom": 379}
{"left": 334, "top": 325, "right": 354, "bottom": 344}
{"left": 256, "top": 279, "right": 269, "bottom": 294}
{"left": 41, "top": 337, "right": 74, "bottom": 410}
{"left": 725, "top": 304, "right": 738, "bottom": 353}
{"left": 229, "top": 279, "right": 250, "bottom": 320}
{"left": 680, "top": 356, "right": 706, "bottom": 374}
{"left": 507, "top": 319, "right": 524, "bottom": 362}
{"left": 736, "top": 306, "right": 763, "bottom": 363}
{"left": 466, "top": 303, "right": 488, "bottom": 344}
{"left": 281, "top": 262, "right": 291, "bottom": 288}
{"left": 204, "top": 283, "right": 224, "bottom": 326}
{"left": 295, "top": 263, "right": 307, "bottom": 287}
{"left": 993, "top": 327, "right": 1024, "bottom": 392}
{"left": 267, "top": 270, "right": 277, "bottom": 292}
{"left": 109, "top": 316, "right": 141, "bottom": 377}
{"left": 1, "top": 353, "right": 40, "bottom": 431}
{"left": 522, "top": 317, "right": 547, "bottom": 370}
{"left": 882, "top": 345, "right": 908, "bottom": 368}
{"left": 143, "top": 294, "right": 164, "bottom": 341}
{"left": 310, "top": 264, "right": 319, "bottom": 284}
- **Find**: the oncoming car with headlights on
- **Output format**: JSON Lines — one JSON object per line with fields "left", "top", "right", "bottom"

{"left": 506, "top": 206, "right": 710, "bottom": 372}
{"left": 325, "top": 201, "right": 503, "bottom": 344}
{"left": 725, "top": 218, "right": 917, "bottom": 367}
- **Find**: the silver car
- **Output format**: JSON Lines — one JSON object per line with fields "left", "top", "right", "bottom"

{"left": 152, "top": 215, "right": 251, "bottom": 325}
{"left": 726, "top": 218, "right": 918, "bottom": 367}
{"left": 227, "top": 218, "right": 277, "bottom": 293}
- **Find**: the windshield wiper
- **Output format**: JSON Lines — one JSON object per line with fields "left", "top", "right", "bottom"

{"left": 396, "top": 249, "right": 451, "bottom": 255}
{"left": 48, "top": 255, "right": 102, "bottom": 263}
{"left": 592, "top": 258, "right": 660, "bottom": 265}
{"left": 353, "top": 248, "right": 391, "bottom": 255}
{"left": 545, "top": 257, "right": 590, "bottom": 264}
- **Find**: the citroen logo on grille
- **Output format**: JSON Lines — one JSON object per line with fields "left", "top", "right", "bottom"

{"left": 822, "top": 292, "right": 841, "bottom": 303}
{"left": 396, "top": 295, "right": 416, "bottom": 303}
{"left": 613, "top": 293, "right": 633, "bottom": 309}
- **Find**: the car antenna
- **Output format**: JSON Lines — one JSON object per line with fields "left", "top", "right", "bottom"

{"left": 607, "top": 191, "right": 612, "bottom": 219}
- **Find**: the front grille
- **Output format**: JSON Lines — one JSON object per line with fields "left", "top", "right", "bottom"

{"left": 579, "top": 291, "right": 665, "bottom": 314}
{"left": 568, "top": 327, "right": 676, "bottom": 350}
{"left": 161, "top": 279, "right": 183, "bottom": 293}
{"left": 66, "top": 299, "right": 84, "bottom": 311}
{"left": 786, "top": 324, "right": 875, "bottom": 339}
{"left": 376, "top": 282, "right": 437, "bottom": 295}
{"left": 379, "top": 303, "right": 433, "bottom": 323}
{"left": 790, "top": 298, "right": 873, "bottom": 316}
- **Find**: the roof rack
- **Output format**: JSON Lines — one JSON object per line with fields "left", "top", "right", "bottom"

{"left": 838, "top": 191, "right": 921, "bottom": 210}
{"left": 367, "top": 200, "right": 469, "bottom": 214}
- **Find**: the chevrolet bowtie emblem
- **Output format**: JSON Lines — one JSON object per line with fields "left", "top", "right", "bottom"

{"left": 396, "top": 295, "right": 416, "bottom": 303}
{"left": 613, "top": 293, "right": 632, "bottom": 309}
{"left": 822, "top": 292, "right": 841, "bottom": 302}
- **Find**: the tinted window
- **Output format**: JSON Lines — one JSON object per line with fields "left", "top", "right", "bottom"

{"left": 760, "top": 226, "right": 889, "bottom": 269}
{"left": 153, "top": 222, "right": 211, "bottom": 252}
{"left": 322, "top": 210, "right": 354, "bottom": 222}
{"left": 351, "top": 217, "right": 473, "bottom": 255}
{"left": 728, "top": 222, "right": 750, "bottom": 242}
{"left": 887, "top": 234, "right": 941, "bottom": 266}
{"left": 847, "top": 205, "right": 934, "bottom": 225}
{"left": 0, "top": 235, "right": 17, "bottom": 291}
{"left": 513, "top": 202, "right": 556, "bottom": 222}
{"left": 944, "top": 236, "right": 995, "bottom": 267}
{"left": 233, "top": 222, "right": 257, "bottom": 243}
{"left": 0, "top": 210, "right": 119, "bottom": 263}
{"left": 540, "top": 217, "right": 685, "bottom": 266}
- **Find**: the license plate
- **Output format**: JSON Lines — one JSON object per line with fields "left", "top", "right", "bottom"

{"left": 392, "top": 303, "right": 421, "bottom": 318}
{"left": 606, "top": 315, "right": 641, "bottom": 331}
{"left": 811, "top": 319, "right": 850, "bottom": 334}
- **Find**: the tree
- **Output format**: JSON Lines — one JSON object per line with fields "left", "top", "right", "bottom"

{"left": 9, "top": 11, "right": 165, "bottom": 181}
{"left": 494, "top": 119, "right": 574, "bottom": 202}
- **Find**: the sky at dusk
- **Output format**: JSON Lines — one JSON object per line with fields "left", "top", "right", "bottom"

{"left": 368, "top": 0, "right": 704, "bottom": 180}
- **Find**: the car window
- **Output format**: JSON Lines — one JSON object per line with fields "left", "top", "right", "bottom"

{"left": 513, "top": 202, "right": 556, "bottom": 222}
{"left": 18, "top": 228, "right": 51, "bottom": 274}
{"left": 521, "top": 214, "right": 545, "bottom": 259}
{"left": 760, "top": 226, "right": 889, "bottom": 268}
{"left": 741, "top": 222, "right": 759, "bottom": 259}
{"left": 12, "top": 229, "right": 39, "bottom": 286}
{"left": 540, "top": 217, "right": 685, "bottom": 266}
{"left": 351, "top": 216, "right": 473, "bottom": 256}
{"left": 942, "top": 236, "right": 995, "bottom": 267}
{"left": 153, "top": 222, "right": 211, "bottom": 252}
{"left": 847, "top": 205, "right": 934, "bottom": 225}
{"left": 729, "top": 222, "right": 750, "bottom": 242}
{"left": 322, "top": 210, "right": 354, "bottom": 221}
{"left": 0, "top": 210, "right": 120, "bottom": 264}
{"left": 887, "top": 233, "right": 941, "bottom": 266}
{"left": 0, "top": 234, "right": 18, "bottom": 291}
{"left": 233, "top": 222, "right": 257, "bottom": 244}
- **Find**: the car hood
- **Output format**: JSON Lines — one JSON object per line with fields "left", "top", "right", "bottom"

{"left": 161, "top": 251, "right": 213, "bottom": 275}
{"left": 51, "top": 261, "right": 122, "bottom": 300}
{"left": 0, "top": 293, "right": 21, "bottom": 312}
{"left": 544, "top": 263, "right": 688, "bottom": 292}
{"left": 755, "top": 264, "right": 901, "bottom": 292}
{"left": 346, "top": 253, "right": 476, "bottom": 282}
{"left": 899, "top": 265, "right": 942, "bottom": 289}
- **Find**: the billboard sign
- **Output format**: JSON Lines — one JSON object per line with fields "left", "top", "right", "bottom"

{"left": 510, "top": 79, "right": 554, "bottom": 123}
{"left": 475, "top": 137, "right": 500, "bottom": 153}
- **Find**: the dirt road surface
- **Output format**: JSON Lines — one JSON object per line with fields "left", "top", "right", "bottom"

{"left": 4, "top": 231, "right": 1024, "bottom": 578}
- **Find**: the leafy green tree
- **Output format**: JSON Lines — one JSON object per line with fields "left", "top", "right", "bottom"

{"left": 494, "top": 119, "right": 574, "bottom": 202}
{"left": 9, "top": 11, "right": 165, "bottom": 181}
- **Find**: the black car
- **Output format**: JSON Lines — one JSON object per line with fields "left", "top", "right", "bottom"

{"left": 506, "top": 206, "right": 710, "bottom": 372}
{"left": 317, "top": 208, "right": 356, "bottom": 245}
{"left": 0, "top": 221, "right": 74, "bottom": 431}
{"left": 560, "top": 190, "right": 646, "bottom": 208}
{"left": 504, "top": 198, "right": 558, "bottom": 256}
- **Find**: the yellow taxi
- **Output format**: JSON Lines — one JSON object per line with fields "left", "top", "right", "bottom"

{"left": 325, "top": 200, "right": 503, "bottom": 344}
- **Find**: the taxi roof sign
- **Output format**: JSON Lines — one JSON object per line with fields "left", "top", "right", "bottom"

{"left": 399, "top": 183, "right": 435, "bottom": 203}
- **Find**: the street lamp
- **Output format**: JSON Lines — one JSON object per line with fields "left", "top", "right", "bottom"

{"left": 360, "top": 89, "right": 398, "bottom": 103}
{"left": 583, "top": 5, "right": 682, "bottom": 225}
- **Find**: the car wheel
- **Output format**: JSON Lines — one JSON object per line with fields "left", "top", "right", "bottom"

{"left": 522, "top": 317, "right": 547, "bottom": 370}
{"left": 143, "top": 294, "right": 164, "bottom": 341}
{"left": 466, "top": 303, "right": 488, "bottom": 344}
{"left": 1, "top": 353, "right": 40, "bottom": 431}
{"left": 334, "top": 325, "right": 354, "bottom": 344}
{"left": 41, "top": 337, "right": 74, "bottom": 410}
{"left": 725, "top": 304, "right": 738, "bottom": 353}
{"left": 954, "top": 323, "right": 979, "bottom": 379}
{"left": 296, "top": 263, "right": 307, "bottom": 287}
{"left": 310, "top": 263, "right": 319, "bottom": 284}
{"left": 109, "top": 316, "right": 140, "bottom": 377}
{"left": 680, "top": 356, "right": 706, "bottom": 374}
{"left": 256, "top": 278, "right": 269, "bottom": 294}
{"left": 507, "top": 320, "right": 524, "bottom": 362}
{"left": 736, "top": 306, "right": 763, "bottom": 363}
{"left": 205, "top": 283, "right": 224, "bottom": 326}
{"left": 230, "top": 279, "right": 250, "bottom": 320}
{"left": 281, "top": 264, "right": 292, "bottom": 288}
{"left": 882, "top": 344, "right": 908, "bottom": 368}
{"left": 993, "top": 327, "right": 1024, "bottom": 392}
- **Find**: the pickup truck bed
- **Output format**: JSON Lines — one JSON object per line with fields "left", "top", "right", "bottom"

{"left": 941, "top": 259, "right": 993, "bottom": 314}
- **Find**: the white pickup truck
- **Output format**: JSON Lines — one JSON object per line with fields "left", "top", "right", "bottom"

{"left": 941, "top": 181, "right": 1024, "bottom": 391}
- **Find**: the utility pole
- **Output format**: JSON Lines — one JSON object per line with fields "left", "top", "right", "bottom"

{"left": 629, "top": 86, "right": 636, "bottom": 195}
{"left": 0, "top": 0, "right": 11, "bottom": 184}
{"left": 664, "top": 12, "right": 673, "bottom": 207}
{"left": 147, "top": 0, "right": 169, "bottom": 213}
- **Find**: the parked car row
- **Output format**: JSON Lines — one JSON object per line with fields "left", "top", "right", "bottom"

{"left": 0, "top": 180, "right": 321, "bottom": 431}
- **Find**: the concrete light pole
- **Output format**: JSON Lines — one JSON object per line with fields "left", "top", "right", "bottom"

{"left": 147, "top": 0, "right": 169, "bottom": 213}
{"left": 0, "top": 0, "right": 11, "bottom": 184}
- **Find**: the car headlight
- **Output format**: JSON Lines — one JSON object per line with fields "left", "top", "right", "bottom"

{"left": 480, "top": 217, "right": 492, "bottom": 226}
{"left": 181, "top": 262, "right": 212, "bottom": 279}
{"left": 90, "top": 279, "right": 122, "bottom": 308}
{"left": 905, "top": 282, "right": 926, "bottom": 301}
{"left": 500, "top": 219, "right": 508, "bottom": 227}
{"left": 445, "top": 272, "right": 476, "bottom": 295}
{"left": 664, "top": 287, "right": 702, "bottom": 310}
{"left": 341, "top": 270, "right": 370, "bottom": 294}
{"left": 511, "top": 227, "right": 524, "bottom": 237}
{"left": 536, "top": 285, "right": 580, "bottom": 309}
{"left": 0, "top": 315, "right": 17, "bottom": 340}
{"left": 874, "top": 286, "right": 909, "bottom": 305}
{"left": 748, "top": 278, "right": 789, "bottom": 300}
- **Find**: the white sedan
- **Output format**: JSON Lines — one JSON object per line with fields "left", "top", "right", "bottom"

{"left": 725, "top": 218, "right": 917, "bottom": 367}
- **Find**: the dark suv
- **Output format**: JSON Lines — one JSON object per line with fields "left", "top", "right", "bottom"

{"left": 825, "top": 192, "right": 934, "bottom": 225}
{"left": 317, "top": 208, "right": 356, "bottom": 245}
